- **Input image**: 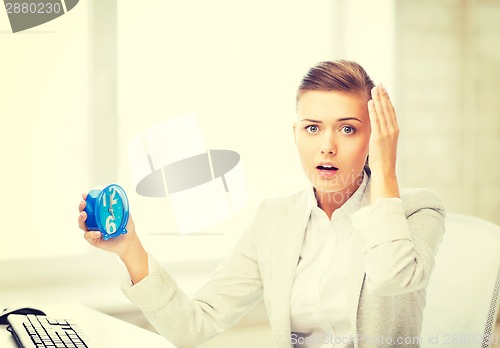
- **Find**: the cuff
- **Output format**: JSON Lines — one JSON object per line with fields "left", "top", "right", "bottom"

{"left": 351, "top": 198, "right": 411, "bottom": 252}
{"left": 120, "top": 254, "right": 177, "bottom": 312}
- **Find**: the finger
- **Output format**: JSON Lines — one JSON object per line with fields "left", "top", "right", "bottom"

{"left": 78, "top": 199, "right": 86, "bottom": 212}
{"left": 367, "top": 99, "right": 379, "bottom": 134}
{"left": 371, "top": 86, "right": 389, "bottom": 134}
{"left": 78, "top": 211, "right": 89, "bottom": 231}
{"left": 84, "top": 231, "right": 102, "bottom": 245}
{"left": 378, "top": 84, "right": 398, "bottom": 131}
{"left": 81, "top": 192, "right": 88, "bottom": 200}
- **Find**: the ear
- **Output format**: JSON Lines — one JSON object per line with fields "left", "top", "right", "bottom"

{"left": 292, "top": 122, "right": 297, "bottom": 144}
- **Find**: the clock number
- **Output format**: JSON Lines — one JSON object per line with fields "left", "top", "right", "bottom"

{"left": 108, "top": 187, "right": 118, "bottom": 207}
{"left": 103, "top": 187, "right": 118, "bottom": 208}
{"left": 105, "top": 215, "right": 117, "bottom": 234}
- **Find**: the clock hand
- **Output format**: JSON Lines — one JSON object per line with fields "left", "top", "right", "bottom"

{"left": 108, "top": 193, "right": 115, "bottom": 220}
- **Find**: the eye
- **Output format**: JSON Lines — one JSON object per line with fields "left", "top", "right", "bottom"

{"left": 305, "top": 125, "right": 319, "bottom": 134}
{"left": 341, "top": 125, "right": 356, "bottom": 135}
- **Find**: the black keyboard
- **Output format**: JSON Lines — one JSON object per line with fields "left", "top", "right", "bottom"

{"left": 7, "top": 314, "right": 91, "bottom": 348}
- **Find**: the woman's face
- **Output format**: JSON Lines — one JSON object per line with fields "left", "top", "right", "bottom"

{"left": 294, "top": 90, "right": 370, "bottom": 195}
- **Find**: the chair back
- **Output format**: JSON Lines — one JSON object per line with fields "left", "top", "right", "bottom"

{"left": 421, "top": 213, "right": 500, "bottom": 348}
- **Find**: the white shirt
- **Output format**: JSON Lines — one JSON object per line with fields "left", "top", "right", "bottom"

{"left": 290, "top": 174, "right": 368, "bottom": 348}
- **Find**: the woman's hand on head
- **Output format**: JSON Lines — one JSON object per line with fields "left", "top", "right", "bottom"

{"left": 367, "top": 84, "right": 399, "bottom": 174}
{"left": 78, "top": 193, "right": 140, "bottom": 258}
{"left": 367, "top": 84, "right": 400, "bottom": 200}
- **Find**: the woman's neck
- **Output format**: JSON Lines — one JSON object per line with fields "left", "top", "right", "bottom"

{"left": 314, "top": 173, "right": 364, "bottom": 219}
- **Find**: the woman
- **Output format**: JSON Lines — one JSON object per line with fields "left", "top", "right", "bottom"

{"left": 78, "top": 60, "right": 445, "bottom": 348}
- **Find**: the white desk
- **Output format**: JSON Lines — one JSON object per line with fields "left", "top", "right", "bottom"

{"left": 0, "top": 303, "right": 175, "bottom": 348}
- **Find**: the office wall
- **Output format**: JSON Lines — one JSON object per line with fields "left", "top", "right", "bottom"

{"left": 0, "top": 2, "right": 90, "bottom": 260}
{"left": 395, "top": 0, "right": 500, "bottom": 225}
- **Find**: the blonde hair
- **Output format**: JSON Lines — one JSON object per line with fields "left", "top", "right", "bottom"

{"left": 296, "top": 60, "right": 375, "bottom": 102}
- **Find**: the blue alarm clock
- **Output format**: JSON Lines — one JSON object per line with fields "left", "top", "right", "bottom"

{"left": 84, "top": 184, "right": 130, "bottom": 240}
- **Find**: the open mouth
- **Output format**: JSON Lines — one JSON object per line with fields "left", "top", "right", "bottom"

{"left": 316, "top": 165, "right": 338, "bottom": 171}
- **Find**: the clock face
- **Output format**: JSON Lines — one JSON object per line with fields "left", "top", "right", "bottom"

{"left": 97, "top": 185, "right": 128, "bottom": 236}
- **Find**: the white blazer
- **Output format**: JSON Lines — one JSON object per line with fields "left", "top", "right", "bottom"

{"left": 122, "top": 179, "right": 446, "bottom": 348}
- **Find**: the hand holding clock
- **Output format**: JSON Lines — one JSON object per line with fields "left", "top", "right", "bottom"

{"left": 367, "top": 84, "right": 400, "bottom": 203}
{"left": 78, "top": 189, "right": 149, "bottom": 284}
{"left": 78, "top": 194, "right": 135, "bottom": 255}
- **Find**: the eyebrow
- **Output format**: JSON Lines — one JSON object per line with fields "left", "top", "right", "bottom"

{"left": 300, "top": 117, "right": 363, "bottom": 123}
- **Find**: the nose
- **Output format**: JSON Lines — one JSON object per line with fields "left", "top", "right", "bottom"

{"left": 320, "top": 130, "right": 336, "bottom": 155}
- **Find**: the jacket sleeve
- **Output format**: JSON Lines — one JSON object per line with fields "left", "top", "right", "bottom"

{"left": 351, "top": 188, "right": 445, "bottom": 296}
{"left": 121, "top": 204, "right": 265, "bottom": 348}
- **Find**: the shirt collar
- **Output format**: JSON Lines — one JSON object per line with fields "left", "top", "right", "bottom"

{"left": 304, "top": 171, "right": 369, "bottom": 217}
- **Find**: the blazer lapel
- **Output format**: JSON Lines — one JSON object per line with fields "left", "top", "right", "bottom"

{"left": 348, "top": 178, "right": 371, "bottom": 336}
{"left": 269, "top": 190, "right": 312, "bottom": 343}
